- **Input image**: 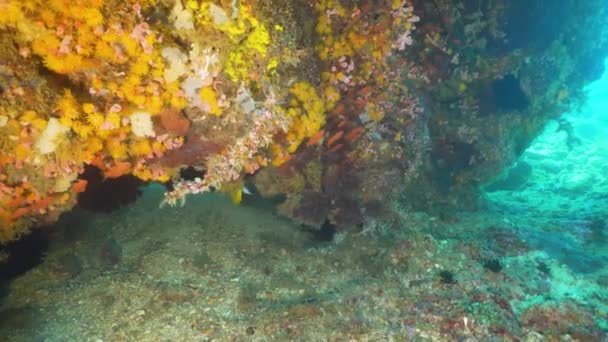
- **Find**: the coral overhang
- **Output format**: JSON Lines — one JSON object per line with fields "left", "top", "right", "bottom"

{"left": 1, "top": 0, "right": 607, "bottom": 241}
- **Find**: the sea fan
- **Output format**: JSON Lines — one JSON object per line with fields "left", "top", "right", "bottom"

{"left": 153, "top": 132, "right": 223, "bottom": 168}
{"left": 290, "top": 190, "right": 331, "bottom": 228}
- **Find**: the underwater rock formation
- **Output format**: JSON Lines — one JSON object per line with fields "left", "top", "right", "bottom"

{"left": 0, "top": 0, "right": 607, "bottom": 241}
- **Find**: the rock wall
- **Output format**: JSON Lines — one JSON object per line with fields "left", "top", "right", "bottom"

{"left": 0, "top": 0, "right": 607, "bottom": 242}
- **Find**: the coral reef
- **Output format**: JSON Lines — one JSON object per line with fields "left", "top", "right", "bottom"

{"left": 0, "top": 0, "right": 320, "bottom": 240}
{"left": 1, "top": 0, "right": 607, "bottom": 240}
{"left": 2, "top": 2, "right": 608, "bottom": 340}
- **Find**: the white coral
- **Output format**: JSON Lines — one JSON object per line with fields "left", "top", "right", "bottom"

{"left": 36, "top": 118, "right": 69, "bottom": 154}
{"left": 181, "top": 47, "right": 219, "bottom": 111}
{"left": 161, "top": 47, "right": 188, "bottom": 82}
{"left": 130, "top": 111, "right": 156, "bottom": 138}
{"left": 170, "top": 0, "right": 194, "bottom": 30}
{"left": 209, "top": 3, "right": 229, "bottom": 26}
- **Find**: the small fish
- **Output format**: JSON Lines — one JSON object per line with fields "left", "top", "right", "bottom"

{"left": 242, "top": 186, "right": 253, "bottom": 195}
{"left": 369, "top": 132, "right": 383, "bottom": 141}
{"left": 230, "top": 189, "right": 242, "bottom": 205}
{"left": 230, "top": 185, "right": 253, "bottom": 205}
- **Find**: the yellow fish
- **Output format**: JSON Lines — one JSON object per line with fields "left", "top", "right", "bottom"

{"left": 230, "top": 188, "right": 242, "bottom": 205}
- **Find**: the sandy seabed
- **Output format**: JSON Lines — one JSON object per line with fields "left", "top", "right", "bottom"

{"left": 0, "top": 181, "right": 606, "bottom": 341}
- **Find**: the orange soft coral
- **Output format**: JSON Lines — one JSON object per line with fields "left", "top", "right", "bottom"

{"left": 103, "top": 161, "right": 132, "bottom": 179}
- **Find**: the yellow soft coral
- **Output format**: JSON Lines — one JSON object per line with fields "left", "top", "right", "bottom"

{"left": 199, "top": 86, "right": 222, "bottom": 115}
{"left": 72, "top": 121, "right": 94, "bottom": 138}
{"left": 14, "top": 144, "right": 30, "bottom": 161}
{"left": 86, "top": 112, "right": 105, "bottom": 128}
{"left": 106, "top": 137, "right": 128, "bottom": 160}
{"left": 243, "top": 25, "right": 270, "bottom": 55}
{"left": 201, "top": 3, "right": 271, "bottom": 83}
{"left": 284, "top": 82, "right": 327, "bottom": 153}
{"left": 76, "top": 136, "right": 104, "bottom": 162}
{"left": 129, "top": 138, "right": 152, "bottom": 157}
{"left": 57, "top": 90, "right": 80, "bottom": 123}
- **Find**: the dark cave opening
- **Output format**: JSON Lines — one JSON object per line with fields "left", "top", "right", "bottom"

{"left": 476, "top": 75, "right": 529, "bottom": 116}
{"left": 77, "top": 165, "right": 145, "bottom": 213}
{"left": 491, "top": 75, "right": 529, "bottom": 112}
{"left": 0, "top": 229, "right": 50, "bottom": 303}
{"left": 305, "top": 219, "right": 337, "bottom": 243}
